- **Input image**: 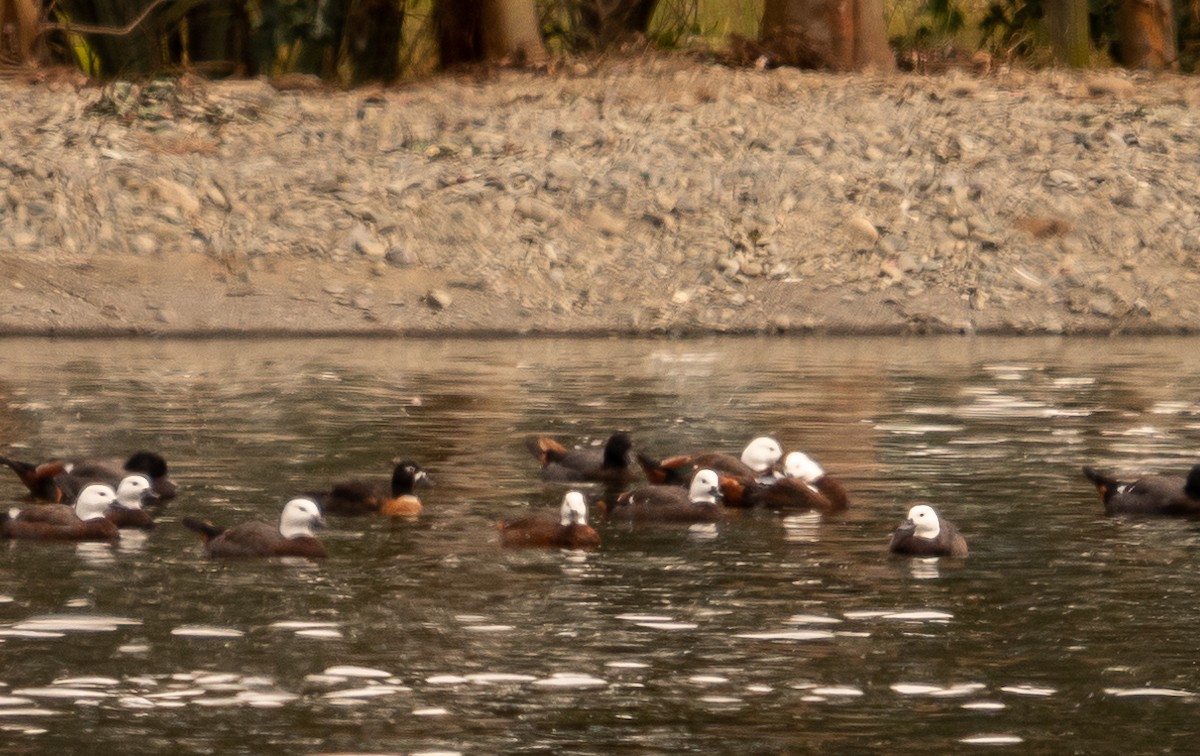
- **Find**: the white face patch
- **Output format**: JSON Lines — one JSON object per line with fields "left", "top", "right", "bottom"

{"left": 560, "top": 491, "right": 588, "bottom": 526}
{"left": 784, "top": 452, "right": 825, "bottom": 484}
{"left": 689, "top": 469, "right": 722, "bottom": 506}
{"left": 280, "top": 498, "right": 325, "bottom": 539}
{"left": 115, "top": 475, "right": 152, "bottom": 509}
{"left": 741, "top": 437, "right": 783, "bottom": 473}
{"left": 907, "top": 504, "right": 941, "bottom": 539}
{"left": 75, "top": 484, "right": 117, "bottom": 521}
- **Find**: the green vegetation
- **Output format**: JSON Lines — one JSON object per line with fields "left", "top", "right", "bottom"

{"left": 19, "top": 0, "right": 1200, "bottom": 78}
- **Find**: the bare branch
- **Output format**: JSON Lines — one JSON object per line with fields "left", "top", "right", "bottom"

{"left": 39, "top": 0, "right": 174, "bottom": 38}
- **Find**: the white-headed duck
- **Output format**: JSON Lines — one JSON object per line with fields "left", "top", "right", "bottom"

{"left": 1, "top": 483, "right": 121, "bottom": 542}
{"left": 638, "top": 436, "right": 783, "bottom": 507}
{"left": 606, "top": 468, "right": 725, "bottom": 523}
{"left": 746, "top": 451, "right": 850, "bottom": 514}
{"left": 182, "top": 497, "right": 327, "bottom": 559}
{"left": 0, "top": 450, "right": 177, "bottom": 503}
{"left": 888, "top": 504, "right": 968, "bottom": 558}
{"left": 497, "top": 491, "right": 601, "bottom": 550}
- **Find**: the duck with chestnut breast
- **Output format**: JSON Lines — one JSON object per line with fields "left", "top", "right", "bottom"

{"left": 1, "top": 483, "right": 121, "bottom": 542}
{"left": 526, "top": 431, "right": 638, "bottom": 485}
{"left": 497, "top": 491, "right": 601, "bottom": 550}
{"left": 0, "top": 450, "right": 177, "bottom": 503}
{"left": 606, "top": 468, "right": 725, "bottom": 523}
{"left": 638, "top": 436, "right": 783, "bottom": 507}
{"left": 888, "top": 504, "right": 968, "bottom": 558}
{"left": 315, "top": 460, "right": 430, "bottom": 517}
{"left": 183, "top": 497, "right": 327, "bottom": 559}
{"left": 1082, "top": 464, "right": 1200, "bottom": 517}
{"left": 746, "top": 452, "right": 850, "bottom": 514}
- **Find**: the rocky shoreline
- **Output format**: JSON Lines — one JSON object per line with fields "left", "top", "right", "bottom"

{"left": 3, "top": 57, "right": 1200, "bottom": 337}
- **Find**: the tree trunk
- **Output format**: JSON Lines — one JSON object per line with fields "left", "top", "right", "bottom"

{"left": 2, "top": 0, "right": 42, "bottom": 64}
{"left": 1116, "top": 0, "right": 1177, "bottom": 68}
{"left": 760, "top": 0, "right": 894, "bottom": 71}
{"left": 1046, "top": 0, "right": 1091, "bottom": 67}
{"left": 436, "top": 0, "right": 546, "bottom": 68}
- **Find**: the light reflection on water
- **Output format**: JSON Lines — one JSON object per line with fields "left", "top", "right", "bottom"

{"left": 2, "top": 336, "right": 1200, "bottom": 751}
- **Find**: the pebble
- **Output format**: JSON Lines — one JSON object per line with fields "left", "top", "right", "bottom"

{"left": 0, "top": 64, "right": 1196, "bottom": 337}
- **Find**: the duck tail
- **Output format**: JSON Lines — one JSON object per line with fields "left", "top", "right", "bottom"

{"left": 0, "top": 456, "right": 67, "bottom": 500}
{"left": 182, "top": 516, "right": 225, "bottom": 543}
{"left": 1082, "top": 466, "right": 1117, "bottom": 491}
{"left": 526, "top": 436, "right": 568, "bottom": 465}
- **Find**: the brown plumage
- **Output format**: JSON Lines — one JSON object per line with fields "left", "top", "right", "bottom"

{"left": 889, "top": 504, "right": 968, "bottom": 558}
{"left": 607, "top": 469, "right": 726, "bottom": 523}
{"left": 746, "top": 452, "right": 850, "bottom": 514}
{"left": 1, "top": 483, "right": 120, "bottom": 542}
{"left": 317, "top": 460, "right": 429, "bottom": 517}
{"left": 526, "top": 432, "right": 638, "bottom": 485}
{"left": 637, "top": 437, "right": 783, "bottom": 507}
{"left": 497, "top": 491, "right": 600, "bottom": 550}
{"left": 1083, "top": 465, "right": 1200, "bottom": 517}
{"left": 183, "top": 497, "right": 327, "bottom": 559}
{"left": 0, "top": 450, "right": 176, "bottom": 503}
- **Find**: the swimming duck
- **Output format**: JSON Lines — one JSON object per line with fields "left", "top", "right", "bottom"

{"left": 746, "top": 452, "right": 850, "bottom": 514}
{"left": 1082, "top": 464, "right": 1200, "bottom": 517}
{"left": 638, "top": 436, "right": 783, "bottom": 506}
{"left": 526, "top": 431, "right": 637, "bottom": 485}
{"left": 0, "top": 483, "right": 121, "bottom": 542}
{"left": 496, "top": 491, "right": 601, "bottom": 550}
{"left": 107, "top": 474, "right": 158, "bottom": 529}
{"left": 888, "top": 504, "right": 968, "bottom": 558}
{"left": 606, "top": 468, "right": 725, "bottom": 523}
{"left": 182, "top": 497, "right": 327, "bottom": 559}
{"left": 316, "top": 459, "right": 430, "bottom": 517}
{"left": 0, "top": 450, "right": 177, "bottom": 503}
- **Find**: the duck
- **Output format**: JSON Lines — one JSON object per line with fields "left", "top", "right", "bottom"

{"left": 496, "top": 491, "right": 601, "bottom": 550}
{"left": 107, "top": 474, "right": 158, "bottom": 529}
{"left": 0, "top": 483, "right": 121, "bottom": 542}
{"left": 888, "top": 504, "right": 968, "bottom": 558}
{"left": 638, "top": 436, "right": 783, "bottom": 507}
{"left": 526, "top": 431, "right": 637, "bottom": 485}
{"left": 0, "top": 450, "right": 177, "bottom": 503}
{"left": 182, "top": 497, "right": 327, "bottom": 559}
{"left": 606, "top": 468, "right": 725, "bottom": 523}
{"left": 746, "top": 451, "right": 850, "bottom": 514}
{"left": 1082, "top": 464, "right": 1200, "bottom": 517}
{"left": 316, "top": 460, "right": 430, "bottom": 517}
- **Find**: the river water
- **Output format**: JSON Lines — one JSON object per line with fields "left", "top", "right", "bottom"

{"left": 1, "top": 336, "right": 1198, "bottom": 753}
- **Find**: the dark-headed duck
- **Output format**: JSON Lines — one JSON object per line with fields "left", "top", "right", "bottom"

{"left": 607, "top": 468, "right": 725, "bottom": 523}
{"left": 497, "top": 491, "right": 601, "bottom": 550}
{"left": 183, "top": 497, "right": 327, "bottom": 559}
{"left": 317, "top": 460, "right": 430, "bottom": 517}
{"left": 0, "top": 450, "right": 177, "bottom": 503}
{"left": 1, "top": 483, "right": 120, "bottom": 542}
{"left": 747, "top": 452, "right": 850, "bottom": 514}
{"left": 888, "top": 504, "right": 968, "bottom": 558}
{"left": 1082, "top": 464, "right": 1200, "bottom": 517}
{"left": 639, "top": 436, "right": 783, "bottom": 507}
{"left": 527, "top": 432, "right": 637, "bottom": 485}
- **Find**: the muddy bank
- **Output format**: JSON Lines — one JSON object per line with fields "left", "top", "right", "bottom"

{"left": 3, "top": 58, "right": 1200, "bottom": 337}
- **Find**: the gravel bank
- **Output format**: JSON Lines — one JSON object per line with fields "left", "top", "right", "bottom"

{"left": 3, "top": 57, "right": 1200, "bottom": 337}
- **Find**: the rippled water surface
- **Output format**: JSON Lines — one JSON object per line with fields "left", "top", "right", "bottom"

{"left": 2, "top": 336, "right": 1200, "bottom": 753}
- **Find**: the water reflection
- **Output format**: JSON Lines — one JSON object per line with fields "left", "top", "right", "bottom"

{"left": 3, "top": 336, "right": 1200, "bottom": 751}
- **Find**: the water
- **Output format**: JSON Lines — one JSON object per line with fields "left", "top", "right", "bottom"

{"left": 2, "top": 335, "right": 1200, "bottom": 753}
